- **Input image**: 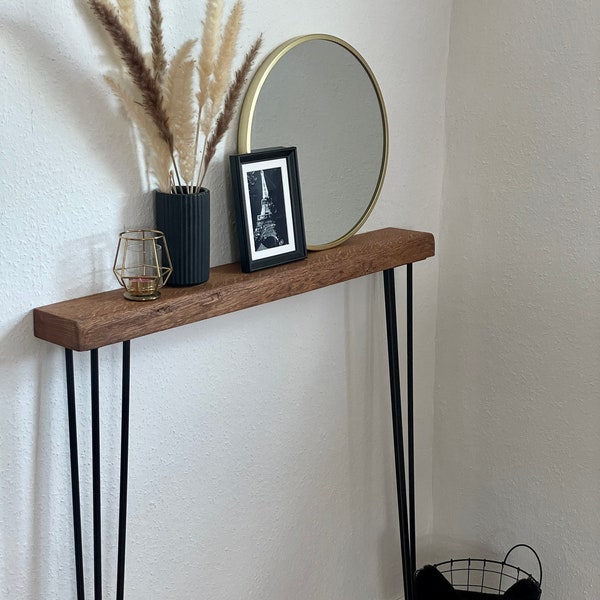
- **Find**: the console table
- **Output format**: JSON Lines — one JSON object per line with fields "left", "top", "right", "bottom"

{"left": 34, "top": 227, "right": 435, "bottom": 600}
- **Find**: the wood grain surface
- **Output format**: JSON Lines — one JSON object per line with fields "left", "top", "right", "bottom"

{"left": 33, "top": 228, "right": 434, "bottom": 351}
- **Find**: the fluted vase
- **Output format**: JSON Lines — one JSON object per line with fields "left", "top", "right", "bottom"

{"left": 155, "top": 187, "right": 210, "bottom": 286}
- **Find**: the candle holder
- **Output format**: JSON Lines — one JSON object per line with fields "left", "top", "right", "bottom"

{"left": 113, "top": 229, "right": 172, "bottom": 301}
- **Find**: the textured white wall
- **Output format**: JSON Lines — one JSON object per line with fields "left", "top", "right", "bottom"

{"left": 0, "top": 1, "right": 450, "bottom": 598}
{"left": 433, "top": 1, "right": 600, "bottom": 597}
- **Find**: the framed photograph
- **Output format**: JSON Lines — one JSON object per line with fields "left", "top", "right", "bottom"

{"left": 229, "top": 147, "right": 307, "bottom": 272}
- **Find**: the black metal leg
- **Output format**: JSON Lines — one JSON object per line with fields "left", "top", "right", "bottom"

{"left": 383, "top": 268, "right": 413, "bottom": 600}
{"left": 117, "top": 340, "right": 131, "bottom": 600}
{"left": 90, "top": 349, "right": 102, "bottom": 600}
{"left": 65, "top": 343, "right": 132, "bottom": 599}
{"left": 66, "top": 349, "right": 86, "bottom": 600}
{"left": 406, "top": 263, "right": 416, "bottom": 588}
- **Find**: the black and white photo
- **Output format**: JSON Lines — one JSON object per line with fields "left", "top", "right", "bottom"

{"left": 230, "top": 147, "right": 306, "bottom": 272}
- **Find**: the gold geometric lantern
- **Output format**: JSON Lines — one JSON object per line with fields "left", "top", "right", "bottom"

{"left": 113, "top": 229, "right": 172, "bottom": 301}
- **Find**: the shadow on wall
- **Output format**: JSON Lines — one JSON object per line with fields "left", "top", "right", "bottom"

{"left": 0, "top": 320, "right": 65, "bottom": 599}
{"left": 0, "top": 306, "right": 124, "bottom": 598}
{"left": 0, "top": 12, "right": 252, "bottom": 267}
{"left": 0, "top": 13, "right": 145, "bottom": 197}
{"left": 343, "top": 276, "right": 405, "bottom": 598}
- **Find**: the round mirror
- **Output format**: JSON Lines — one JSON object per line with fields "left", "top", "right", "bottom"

{"left": 238, "top": 34, "right": 389, "bottom": 250}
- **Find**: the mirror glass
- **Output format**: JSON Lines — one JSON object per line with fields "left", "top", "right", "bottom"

{"left": 238, "top": 35, "right": 388, "bottom": 250}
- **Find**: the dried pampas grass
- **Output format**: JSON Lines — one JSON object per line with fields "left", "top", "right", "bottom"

{"left": 87, "top": 0, "right": 262, "bottom": 192}
{"left": 116, "top": 0, "right": 140, "bottom": 46}
{"left": 201, "top": 35, "right": 262, "bottom": 178}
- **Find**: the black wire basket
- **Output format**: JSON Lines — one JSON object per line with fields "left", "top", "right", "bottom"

{"left": 416, "top": 544, "right": 542, "bottom": 599}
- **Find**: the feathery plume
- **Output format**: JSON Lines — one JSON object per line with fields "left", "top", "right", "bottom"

{"left": 199, "top": 34, "right": 262, "bottom": 185}
{"left": 87, "top": 0, "right": 261, "bottom": 192}
{"left": 88, "top": 0, "right": 173, "bottom": 152}
{"left": 201, "top": 1, "right": 243, "bottom": 136}
{"left": 165, "top": 39, "right": 198, "bottom": 186}
{"left": 192, "top": 0, "right": 223, "bottom": 179}
{"left": 116, "top": 0, "right": 141, "bottom": 47}
{"left": 149, "top": 0, "right": 167, "bottom": 85}
{"left": 196, "top": 0, "right": 223, "bottom": 116}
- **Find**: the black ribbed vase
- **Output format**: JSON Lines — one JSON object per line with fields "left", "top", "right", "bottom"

{"left": 155, "top": 187, "right": 210, "bottom": 286}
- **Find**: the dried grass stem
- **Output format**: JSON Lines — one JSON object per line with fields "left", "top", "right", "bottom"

{"left": 88, "top": 0, "right": 261, "bottom": 191}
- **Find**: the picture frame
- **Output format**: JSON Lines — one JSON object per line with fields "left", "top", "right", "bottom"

{"left": 229, "top": 147, "right": 307, "bottom": 272}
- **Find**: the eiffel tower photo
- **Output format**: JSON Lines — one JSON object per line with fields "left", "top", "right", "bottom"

{"left": 251, "top": 169, "right": 288, "bottom": 251}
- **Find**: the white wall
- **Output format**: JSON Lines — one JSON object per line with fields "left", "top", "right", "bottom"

{"left": 433, "top": 1, "right": 600, "bottom": 597}
{"left": 0, "top": 1, "right": 451, "bottom": 598}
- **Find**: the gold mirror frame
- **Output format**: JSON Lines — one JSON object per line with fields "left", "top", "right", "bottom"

{"left": 237, "top": 34, "right": 389, "bottom": 251}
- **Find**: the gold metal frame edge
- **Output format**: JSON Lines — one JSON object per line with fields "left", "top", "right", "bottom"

{"left": 237, "top": 33, "right": 389, "bottom": 251}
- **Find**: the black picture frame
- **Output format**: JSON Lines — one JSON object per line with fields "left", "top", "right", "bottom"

{"left": 229, "top": 147, "right": 307, "bottom": 272}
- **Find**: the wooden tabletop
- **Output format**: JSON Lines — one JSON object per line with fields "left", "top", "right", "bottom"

{"left": 33, "top": 227, "right": 435, "bottom": 351}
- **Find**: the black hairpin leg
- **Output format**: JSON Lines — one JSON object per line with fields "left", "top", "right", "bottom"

{"left": 64, "top": 342, "right": 131, "bottom": 600}
{"left": 117, "top": 340, "right": 131, "bottom": 600}
{"left": 383, "top": 267, "right": 414, "bottom": 600}
{"left": 406, "top": 263, "right": 416, "bottom": 589}
{"left": 66, "top": 349, "right": 85, "bottom": 600}
{"left": 90, "top": 349, "right": 102, "bottom": 600}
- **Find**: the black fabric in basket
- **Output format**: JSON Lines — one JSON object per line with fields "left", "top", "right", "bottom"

{"left": 415, "top": 564, "right": 540, "bottom": 599}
